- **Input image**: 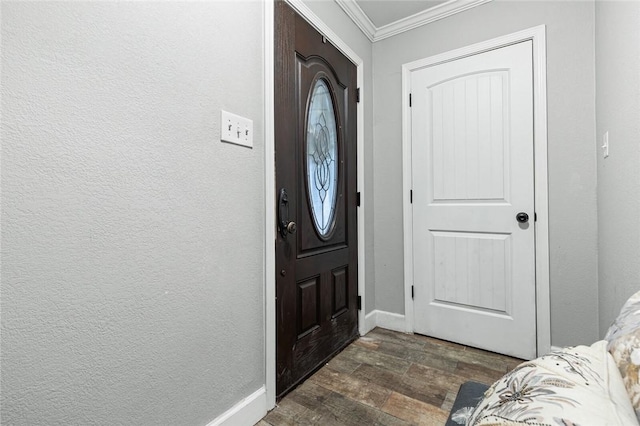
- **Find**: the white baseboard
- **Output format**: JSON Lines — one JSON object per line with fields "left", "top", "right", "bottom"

{"left": 362, "top": 310, "right": 378, "bottom": 335}
{"left": 208, "top": 386, "right": 267, "bottom": 426}
{"left": 370, "top": 310, "right": 409, "bottom": 333}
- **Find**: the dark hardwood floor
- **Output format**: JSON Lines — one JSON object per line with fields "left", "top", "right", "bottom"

{"left": 258, "top": 327, "right": 523, "bottom": 425}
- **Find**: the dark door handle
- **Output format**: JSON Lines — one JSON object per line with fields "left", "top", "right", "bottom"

{"left": 516, "top": 212, "right": 529, "bottom": 223}
{"left": 278, "top": 188, "right": 297, "bottom": 238}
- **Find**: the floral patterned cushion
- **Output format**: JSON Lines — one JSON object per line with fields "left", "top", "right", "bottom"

{"left": 467, "top": 341, "right": 638, "bottom": 426}
{"left": 605, "top": 290, "right": 640, "bottom": 422}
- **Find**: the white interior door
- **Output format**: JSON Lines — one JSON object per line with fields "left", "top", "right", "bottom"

{"left": 411, "top": 41, "right": 536, "bottom": 360}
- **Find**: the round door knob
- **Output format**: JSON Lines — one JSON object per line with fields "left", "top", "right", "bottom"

{"left": 516, "top": 212, "right": 529, "bottom": 223}
{"left": 286, "top": 221, "right": 297, "bottom": 234}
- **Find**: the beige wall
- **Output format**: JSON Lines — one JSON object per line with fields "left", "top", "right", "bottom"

{"left": 1, "top": 2, "right": 265, "bottom": 423}
{"left": 372, "top": 1, "right": 600, "bottom": 346}
{"left": 595, "top": 1, "right": 640, "bottom": 335}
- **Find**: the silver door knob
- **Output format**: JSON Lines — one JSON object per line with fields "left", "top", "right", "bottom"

{"left": 286, "top": 221, "right": 297, "bottom": 234}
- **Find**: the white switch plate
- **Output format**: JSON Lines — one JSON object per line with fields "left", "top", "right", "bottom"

{"left": 602, "top": 131, "right": 609, "bottom": 158}
{"left": 221, "top": 110, "right": 253, "bottom": 148}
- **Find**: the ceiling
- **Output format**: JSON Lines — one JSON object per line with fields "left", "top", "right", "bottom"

{"left": 354, "top": 0, "right": 448, "bottom": 27}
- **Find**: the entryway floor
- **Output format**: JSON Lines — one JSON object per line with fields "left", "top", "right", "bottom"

{"left": 257, "top": 327, "right": 523, "bottom": 425}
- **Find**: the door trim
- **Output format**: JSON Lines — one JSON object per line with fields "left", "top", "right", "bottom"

{"left": 265, "top": 0, "right": 365, "bottom": 409}
{"left": 401, "top": 25, "right": 550, "bottom": 358}
{"left": 264, "top": 0, "right": 276, "bottom": 409}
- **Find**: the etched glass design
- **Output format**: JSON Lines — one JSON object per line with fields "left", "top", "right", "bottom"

{"left": 306, "top": 79, "right": 338, "bottom": 238}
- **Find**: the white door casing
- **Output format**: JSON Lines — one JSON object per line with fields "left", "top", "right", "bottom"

{"left": 411, "top": 40, "right": 535, "bottom": 359}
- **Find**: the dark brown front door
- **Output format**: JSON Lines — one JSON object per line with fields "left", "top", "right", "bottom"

{"left": 275, "top": 1, "right": 358, "bottom": 398}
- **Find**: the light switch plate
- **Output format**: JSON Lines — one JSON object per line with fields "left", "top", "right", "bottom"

{"left": 221, "top": 110, "right": 253, "bottom": 148}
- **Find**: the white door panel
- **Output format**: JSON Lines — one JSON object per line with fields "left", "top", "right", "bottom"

{"left": 412, "top": 41, "right": 536, "bottom": 359}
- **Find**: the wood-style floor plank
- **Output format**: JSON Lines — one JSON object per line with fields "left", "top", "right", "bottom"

{"left": 340, "top": 344, "right": 413, "bottom": 375}
{"left": 352, "top": 363, "right": 446, "bottom": 407}
{"left": 308, "top": 367, "right": 392, "bottom": 409}
{"left": 381, "top": 392, "right": 448, "bottom": 425}
{"left": 259, "top": 328, "right": 523, "bottom": 425}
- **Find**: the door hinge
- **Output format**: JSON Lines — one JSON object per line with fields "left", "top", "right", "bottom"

{"left": 409, "top": 93, "right": 412, "bottom": 107}
{"left": 535, "top": 212, "right": 537, "bottom": 222}
{"left": 411, "top": 285, "right": 414, "bottom": 299}
{"left": 356, "top": 87, "right": 360, "bottom": 103}
{"left": 357, "top": 295, "right": 362, "bottom": 310}
{"left": 356, "top": 191, "right": 361, "bottom": 207}
{"left": 410, "top": 190, "right": 413, "bottom": 203}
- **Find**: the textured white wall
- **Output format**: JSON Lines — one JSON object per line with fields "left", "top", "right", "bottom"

{"left": 302, "top": 0, "right": 377, "bottom": 313}
{"left": 372, "top": 1, "right": 599, "bottom": 346}
{"left": 1, "top": 2, "right": 265, "bottom": 424}
{"left": 596, "top": 1, "right": 640, "bottom": 336}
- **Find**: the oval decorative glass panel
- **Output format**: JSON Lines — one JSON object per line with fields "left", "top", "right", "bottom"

{"left": 306, "top": 79, "right": 338, "bottom": 238}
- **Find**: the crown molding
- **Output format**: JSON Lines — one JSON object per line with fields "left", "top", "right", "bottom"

{"left": 336, "top": 0, "right": 493, "bottom": 43}
{"left": 335, "top": 0, "right": 376, "bottom": 42}
{"left": 375, "top": 0, "right": 492, "bottom": 41}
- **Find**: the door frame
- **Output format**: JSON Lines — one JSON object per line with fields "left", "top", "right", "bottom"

{"left": 264, "top": 0, "right": 365, "bottom": 408}
{"left": 401, "top": 25, "right": 550, "bottom": 358}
